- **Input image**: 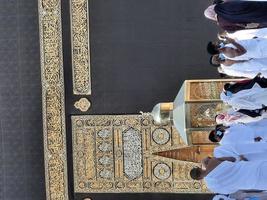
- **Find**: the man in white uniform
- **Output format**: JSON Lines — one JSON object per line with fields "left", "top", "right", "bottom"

{"left": 214, "top": 143, "right": 267, "bottom": 161}
{"left": 227, "top": 27, "right": 267, "bottom": 40}
{"left": 190, "top": 157, "right": 267, "bottom": 194}
{"left": 207, "top": 37, "right": 267, "bottom": 60}
{"left": 208, "top": 123, "right": 267, "bottom": 145}
{"left": 220, "top": 83, "right": 267, "bottom": 110}
{"left": 211, "top": 54, "right": 267, "bottom": 79}
{"left": 218, "top": 65, "right": 267, "bottom": 78}
{"left": 205, "top": 160, "right": 267, "bottom": 194}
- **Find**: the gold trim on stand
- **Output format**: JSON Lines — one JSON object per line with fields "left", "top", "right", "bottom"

{"left": 70, "top": 0, "right": 91, "bottom": 95}
{"left": 38, "top": 0, "right": 69, "bottom": 199}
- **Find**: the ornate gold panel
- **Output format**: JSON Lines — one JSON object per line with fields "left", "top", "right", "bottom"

{"left": 72, "top": 115, "right": 209, "bottom": 193}
{"left": 188, "top": 102, "right": 225, "bottom": 128}
{"left": 74, "top": 98, "right": 91, "bottom": 112}
{"left": 188, "top": 81, "right": 224, "bottom": 100}
{"left": 186, "top": 80, "right": 239, "bottom": 101}
{"left": 70, "top": 0, "right": 91, "bottom": 95}
{"left": 191, "top": 131, "right": 214, "bottom": 145}
{"left": 38, "top": 0, "right": 69, "bottom": 199}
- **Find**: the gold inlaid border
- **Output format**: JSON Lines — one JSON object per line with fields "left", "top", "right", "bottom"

{"left": 70, "top": 0, "right": 91, "bottom": 95}
{"left": 38, "top": 0, "right": 69, "bottom": 199}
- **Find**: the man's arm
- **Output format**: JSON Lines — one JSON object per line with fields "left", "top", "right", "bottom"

{"left": 225, "top": 37, "right": 247, "bottom": 57}
{"left": 254, "top": 136, "right": 263, "bottom": 142}
{"left": 239, "top": 155, "right": 248, "bottom": 161}
{"left": 223, "top": 59, "right": 245, "bottom": 66}
{"left": 217, "top": 157, "right": 236, "bottom": 162}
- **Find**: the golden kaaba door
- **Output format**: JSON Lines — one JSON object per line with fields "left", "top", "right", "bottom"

{"left": 72, "top": 115, "right": 209, "bottom": 193}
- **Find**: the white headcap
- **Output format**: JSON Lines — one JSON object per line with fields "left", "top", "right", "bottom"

{"left": 204, "top": 5, "right": 217, "bottom": 21}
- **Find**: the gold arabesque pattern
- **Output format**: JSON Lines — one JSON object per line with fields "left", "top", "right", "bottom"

{"left": 74, "top": 98, "right": 91, "bottom": 112}
{"left": 185, "top": 79, "right": 239, "bottom": 101}
{"left": 71, "top": 0, "right": 91, "bottom": 95}
{"left": 188, "top": 81, "right": 225, "bottom": 101}
{"left": 72, "top": 115, "right": 208, "bottom": 193}
{"left": 189, "top": 102, "right": 225, "bottom": 128}
{"left": 38, "top": 0, "right": 69, "bottom": 199}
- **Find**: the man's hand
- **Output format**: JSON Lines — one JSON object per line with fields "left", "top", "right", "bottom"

{"left": 225, "top": 36, "right": 235, "bottom": 43}
{"left": 256, "top": 72, "right": 262, "bottom": 78}
{"left": 218, "top": 157, "right": 236, "bottom": 162}
{"left": 245, "top": 23, "right": 259, "bottom": 29}
{"left": 201, "top": 157, "right": 211, "bottom": 169}
{"left": 254, "top": 136, "right": 262, "bottom": 142}
{"left": 239, "top": 155, "right": 248, "bottom": 161}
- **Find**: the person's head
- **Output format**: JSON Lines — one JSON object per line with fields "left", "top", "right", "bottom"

{"left": 204, "top": 5, "right": 217, "bottom": 21}
{"left": 207, "top": 41, "right": 220, "bottom": 55}
{"left": 209, "top": 130, "right": 220, "bottom": 142}
{"left": 212, "top": 194, "right": 233, "bottom": 200}
{"left": 223, "top": 83, "right": 231, "bottom": 92}
{"left": 209, "top": 125, "right": 225, "bottom": 142}
{"left": 190, "top": 167, "right": 205, "bottom": 180}
{"left": 215, "top": 113, "right": 226, "bottom": 124}
{"left": 215, "top": 124, "right": 228, "bottom": 131}
{"left": 210, "top": 54, "right": 223, "bottom": 67}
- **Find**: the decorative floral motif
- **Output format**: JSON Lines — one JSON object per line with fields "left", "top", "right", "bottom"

{"left": 153, "top": 163, "right": 171, "bottom": 180}
{"left": 152, "top": 128, "right": 170, "bottom": 145}
{"left": 97, "top": 129, "right": 111, "bottom": 138}
{"left": 99, "top": 169, "right": 113, "bottom": 179}
{"left": 74, "top": 98, "right": 91, "bottom": 112}
{"left": 98, "top": 142, "right": 112, "bottom": 152}
{"left": 99, "top": 156, "right": 112, "bottom": 165}
{"left": 123, "top": 128, "right": 143, "bottom": 180}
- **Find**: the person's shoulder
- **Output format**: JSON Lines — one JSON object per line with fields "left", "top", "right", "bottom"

{"left": 230, "top": 123, "right": 246, "bottom": 129}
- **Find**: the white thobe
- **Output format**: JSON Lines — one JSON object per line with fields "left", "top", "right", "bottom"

{"left": 220, "top": 83, "right": 267, "bottom": 110}
{"left": 219, "top": 124, "right": 258, "bottom": 145}
{"left": 227, "top": 28, "right": 267, "bottom": 40}
{"left": 220, "top": 65, "right": 267, "bottom": 78}
{"left": 214, "top": 143, "right": 267, "bottom": 161}
{"left": 205, "top": 160, "right": 267, "bottom": 194}
{"left": 246, "top": 118, "right": 267, "bottom": 139}
{"left": 223, "top": 58, "right": 267, "bottom": 74}
{"left": 224, "top": 38, "right": 267, "bottom": 60}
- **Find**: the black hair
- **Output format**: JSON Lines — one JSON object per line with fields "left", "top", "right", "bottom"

{"left": 209, "top": 130, "right": 218, "bottom": 142}
{"left": 209, "top": 56, "right": 220, "bottom": 67}
{"left": 213, "top": 0, "right": 224, "bottom": 4}
{"left": 214, "top": 114, "right": 219, "bottom": 121}
{"left": 224, "top": 83, "right": 231, "bottom": 91}
{"left": 215, "top": 124, "right": 228, "bottom": 131}
{"left": 219, "top": 73, "right": 227, "bottom": 78}
{"left": 190, "top": 167, "right": 202, "bottom": 180}
{"left": 207, "top": 41, "right": 219, "bottom": 55}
